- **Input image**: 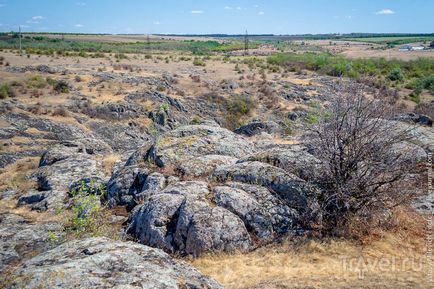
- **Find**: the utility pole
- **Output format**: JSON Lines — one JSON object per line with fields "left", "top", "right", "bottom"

{"left": 244, "top": 30, "right": 249, "bottom": 56}
{"left": 19, "top": 25, "right": 22, "bottom": 55}
{"left": 146, "top": 34, "right": 151, "bottom": 51}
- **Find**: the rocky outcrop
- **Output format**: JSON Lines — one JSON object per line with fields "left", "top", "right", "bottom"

{"left": 0, "top": 213, "right": 64, "bottom": 274}
{"left": 390, "top": 120, "right": 434, "bottom": 152}
{"left": 106, "top": 165, "right": 150, "bottom": 210}
{"left": 234, "top": 120, "right": 282, "bottom": 136}
{"left": 87, "top": 121, "right": 150, "bottom": 153}
{"left": 213, "top": 182, "right": 300, "bottom": 239}
{"left": 146, "top": 124, "right": 255, "bottom": 168}
{"left": 108, "top": 124, "right": 316, "bottom": 255}
{"left": 0, "top": 112, "right": 112, "bottom": 168}
{"left": 86, "top": 101, "right": 146, "bottom": 120}
{"left": 8, "top": 237, "right": 224, "bottom": 289}
{"left": 127, "top": 181, "right": 251, "bottom": 257}
{"left": 213, "top": 161, "right": 314, "bottom": 210}
{"left": 6, "top": 64, "right": 66, "bottom": 74}
{"left": 395, "top": 113, "right": 433, "bottom": 127}
{"left": 18, "top": 143, "right": 107, "bottom": 211}
{"left": 238, "top": 146, "right": 323, "bottom": 181}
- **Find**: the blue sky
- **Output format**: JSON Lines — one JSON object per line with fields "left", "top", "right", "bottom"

{"left": 0, "top": 0, "right": 432, "bottom": 34}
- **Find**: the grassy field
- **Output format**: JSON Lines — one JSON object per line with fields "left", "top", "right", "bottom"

{"left": 343, "top": 36, "right": 433, "bottom": 46}
{"left": 0, "top": 34, "right": 257, "bottom": 55}
{"left": 268, "top": 52, "right": 434, "bottom": 99}
{"left": 192, "top": 208, "right": 429, "bottom": 289}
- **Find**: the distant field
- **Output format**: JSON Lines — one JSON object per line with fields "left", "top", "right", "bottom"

{"left": 0, "top": 34, "right": 257, "bottom": 55}
{"left": 343, "top": 36, "right": 433, "bottom": 45}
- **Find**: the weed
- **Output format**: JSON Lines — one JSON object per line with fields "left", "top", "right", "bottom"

{"left": 0, "top": 83, "right": 14, "bottom": 99}
{"left": 64, "top": 180, "right": 105, "bottom": 237}
{"left": 26, "top": 75, "right": 47, "bottom": 89}
{"left": 53, "top": 80, "right": 70, "bottom": 93}
{"left": 193, "top": 57, "right": 206, "bottom": 66}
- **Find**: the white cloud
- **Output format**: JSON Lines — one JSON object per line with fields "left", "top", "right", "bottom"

{"left": 191, "top": 10, "right": 203, "bottom": 14}
{"left": 74, "top": 24, "right": 84, "bottom": 27}
{"left": 258, "top": 11, "right": 265, "bottom": 15}
{"left": 76, "top": 2, "right": 86, "bottom": 6}
{"left": 27, "top": 16, "right": 45, "bottom": 24}
{"left": 254, "top": 5, "right": 259, "bottom": 8}
{"left": 344, "top": 15, "right": 352, "bottom": 19}
{"left": 153, "top": 21, "right": 160, "bottom": 25}
{"left": 225, "top": 6, "right": 242, "bottom": 10}
{"left": 375, "top": 9, "right": 395, "bottom": 15}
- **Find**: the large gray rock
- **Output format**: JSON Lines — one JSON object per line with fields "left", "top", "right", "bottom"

{"left": 8, "top": 237, "right": 224, "bottom": 289}
{"left": 106, "top": 165, "right": 149, "bottom": 209}
{"left": 128, "top": 181, "right": 251, "bottom": 256}
{"left": 146, "top": 124, "right": 255, "bottom": 168}
{"left": 19, "top": 144, "right": 107, "bottom": 211}
{"left": 238, "top": 146, "right": 323, "bottom": 181}
{"left": 0, "top": 213, "right": 64, "bottom": 274}
{"left": 234, "top": 120, "right": 282, "bottom": 137}
{"left": 88, "top": 121, "right": 150, "bottom": 153}
{"left": 213, "top": 182, "right": 299, "bottom": 240}
{"left": 176, "top": 154, "right": 238, "bottom": 177}
{"left": 108, "top": 124, "right": 254, "bottom": 206}
{"left": 213, "top": 161, "right": 315, "bottom": 210}
{"left": 0, "top": 113, "right": 111, "bottom": 168}
{"left": 390, "top": 120, "right": 434, "bottom": 151}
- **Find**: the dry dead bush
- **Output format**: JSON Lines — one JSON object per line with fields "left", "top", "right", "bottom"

{"left": 305, "top": 91, "right": 419, "bottom": 235}
{"left": 51, "top": 106, "right": 69, "bottom": 117}
{"left": 190, "top": 74, "right": 201, "bottom": 83}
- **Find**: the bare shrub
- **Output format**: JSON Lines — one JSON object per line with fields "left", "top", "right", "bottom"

{"left": 305, "top": 92, "right": 419, "bottom": 235}
{"left": 52, "top": 106, "right": 69, "bottom": 117}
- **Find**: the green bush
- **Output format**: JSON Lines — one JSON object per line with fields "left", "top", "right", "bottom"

{"left": 65, "top": 180, "right": 105, "bottom": 237}
{"left": 193, "top": 57, "right": 206, "bottom": 66}
{"left": 268, "top": 53, "right": 433, "bottom": 89}
{"left": 53, "top": 80, "right": 69, "bottom": 93}
{"left": 26, "top": 75, "right": 47, "bottom": 89}
{"left": 409, "top": 93, "right": 421, "bottom": 104}
{"left": 226, "top": 94, "right": 256, "bottom": 116}
{"left": 0, "top": 83, "right": 13, "bottom": 99}
{"left": 387, "top": 68, "right": 404, "bottom": 81}
{"left": 115, "top": 53, "right": 128, "bottom": 60}
{"left": 409, "top": 75, "right": 434, "bottom": 96}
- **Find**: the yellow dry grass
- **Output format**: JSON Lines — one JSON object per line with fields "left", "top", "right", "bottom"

{"left": 0, "top": 157, "right": 39, "bottom": 192}
{"left": 0, "top": 197, "right": 71, "bottom": 224}
{"left": 191, "top": 209, "right": 430, "bottom": 289}
{"left": 97, "top": 153, "right": 122, "bottom": 176}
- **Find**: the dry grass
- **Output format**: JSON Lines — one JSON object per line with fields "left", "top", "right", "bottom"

{"left": 0, "top": 157, "right": 39, "bottom": 192}
{"left": 0, "top": 197, "right": 71, "bottom": 224}
{"left": 97, "top": 153, "right": 122, "bottom": 176}
{"left": 191, "top": 208, "right": 430, "bottom": 289}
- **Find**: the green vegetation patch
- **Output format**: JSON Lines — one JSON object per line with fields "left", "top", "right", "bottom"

{"left": 268, "top": 52, "right": 434, "bottom": 95}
